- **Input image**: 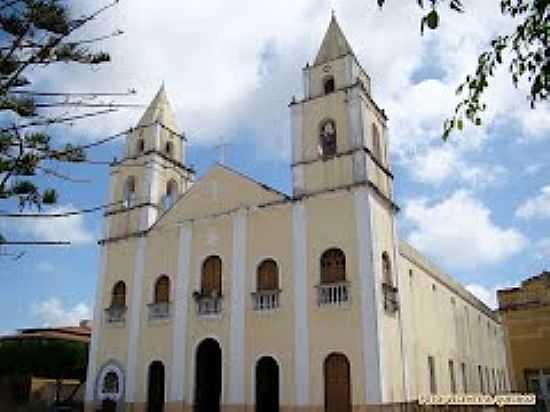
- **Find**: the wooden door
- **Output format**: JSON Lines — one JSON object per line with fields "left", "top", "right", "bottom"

{"left": 324, "top": 353, "right": 351, "bottom": 412}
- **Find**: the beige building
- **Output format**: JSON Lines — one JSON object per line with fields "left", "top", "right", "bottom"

{"left": 85, "top": 16, "right": 509, "bottom": 412}
{"left": 498, "top": 271, "right": 550, "bottom": 409}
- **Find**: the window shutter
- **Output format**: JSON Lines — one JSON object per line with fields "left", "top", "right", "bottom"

{"left": 202, "top": 256, "right": 222, "bottom": 295}
{"left": 155, "top": 276, "right": 170, "bottom": 303}
{"left": 257, "top": 259, "right": 278, "bottom": 291}
{"left": 321, "top": 249, "right": 346, "bottom": 284}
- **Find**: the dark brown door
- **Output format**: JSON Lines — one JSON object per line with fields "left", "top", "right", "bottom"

{"left": 194, "top": 338, "right": 222, "bottom": 412}
{"left": 324, "top": 353, "right": 351, "bottom": 412}
{"left": 102, "top": 399, "right": 117, "bottom": 412}
{"left": 256, "top": 356, "right": 279, "bottom": 412}
{"left": 147, "top": 361, "right": 165, "bottom": 412}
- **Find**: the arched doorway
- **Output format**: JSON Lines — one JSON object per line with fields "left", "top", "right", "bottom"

{"left": 96, "top": 363, "right": 124, "bottom": 412}
{"left": 147, "top": 361, "right": 165, "bottom": 412}
{"left": 194, "top": 338, "right": 222, "bottom": 412}
{"left": 324, "top": 353, "right": 351, "bottom": 412}
{"left": 255, "top": 356, "right": 279, "bottom": 412}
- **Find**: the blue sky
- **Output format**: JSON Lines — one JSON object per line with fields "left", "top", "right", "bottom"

{"left": 1, "top": 0, "right": 549, "bottom": 331}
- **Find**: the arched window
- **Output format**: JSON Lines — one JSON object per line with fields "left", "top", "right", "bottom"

{"left": 372, "top": 124, "right": 382, "bottom": 162}
{"left": 320, "top": 248, "right": 346, "bottom": 284}
{"left": 165, "top": 141, "right": 173, "bottom": 156}
{"left": 201, "top": 256, "right": 222, "bottom": 296}
{"left": 112, "top": 281, "right": 126, "bottom": 307}
{"left": 319, "top": 119, "right": 337, "bottom": 159}
{"left": 323, "top": 76, "right": 335, "bottom": 94}
{"left": 123, "top": 176, "right": 136, "bottom": 208}
{"left": 382, "top": 252, "right": 392, "bottom": 286}
{"left": 137, "top": 139, "right": 145, "bottom": 154}
{"left": 162, "top": 179, "right": 178, "bottom": 210}
{"left": 103, "top": 371, "right": 119, "bottom": 394}
{"left": 97, "top": 363, "right": 124, "bottom": 406}
{"left": 154, "top": 275, "right": 170, "bottom": 304}
{"left": 257, "top": 259, "right": 279, "bottom": 291}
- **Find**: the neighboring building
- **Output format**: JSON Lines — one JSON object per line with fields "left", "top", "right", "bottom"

{"left": 498, "top": 271, "right": 550, "bottom": 409}
{"left": 85, "top": 16, "right": 509, "bottom": 412}
{"left": 0, "top": 322, "right": 91, "bottom": 409}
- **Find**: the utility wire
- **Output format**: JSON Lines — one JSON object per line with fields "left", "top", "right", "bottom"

{"left": 0, "top": 200, "right": 124, "bottom": 218}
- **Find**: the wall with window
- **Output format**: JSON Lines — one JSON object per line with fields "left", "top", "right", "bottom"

{"left": 398, "top": 242, "right": 509, "bottom": 398}
{"left": 305, "top": 190, "right": 368, "bottom": 405}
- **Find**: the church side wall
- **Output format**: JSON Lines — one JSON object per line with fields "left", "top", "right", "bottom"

{"left": 369, "top": 196, "right": 405, "bottom": 402}
{"left": 398, "top": 249, "right": 510, "bottom": 399}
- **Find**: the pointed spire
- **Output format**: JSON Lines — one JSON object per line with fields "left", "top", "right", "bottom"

{"left": 137, "top": 84, "right": 177, "bottom": 131}
{"left": 314, "top": 14, "right": 354, "bottom": 66}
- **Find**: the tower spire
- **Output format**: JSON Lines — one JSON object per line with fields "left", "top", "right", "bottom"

{"left": 314, "top": 13, "right": 354, "bottom": 66}
{"left": 137, "top": 84, "right": 177, "bottom": 132}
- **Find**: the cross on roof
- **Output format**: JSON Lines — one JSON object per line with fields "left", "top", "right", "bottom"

{"left": 214, "top": 137, "right": 232, "bottom": 165}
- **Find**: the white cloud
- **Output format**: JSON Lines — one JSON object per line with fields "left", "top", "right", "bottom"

{"left": 31, "top": 298, "right": 91, "bottom": 327}
{"left": 405, "top": 190, "right": 528, "bottom": 269}
{"left": 404, "top": 144, "right": 506, "bottom": 188}
{"left": 516, "top": 185, "right": 550, "bottom": 220}
{"left": 27, "top": 0, "right": 547, "bottom": 162}
{"left": 535, "top": 238, "right": 550, "bottom": 260}
{"left": 6, "top": 204, "right": 94, "bottom": 245}
{"left": 465, "top": 282, "right": 518, "bottom": 309}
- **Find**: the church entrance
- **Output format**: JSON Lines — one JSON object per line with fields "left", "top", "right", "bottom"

{"left": 194, "top": 338, "right": 222, "bottom": 412}
{"left": 101, "top": 399, "right": 117, "bottom": 412}
{"left": 147, "top": 360, "right": 165, "bottom": 412}
{"left": 324, "top": 353, "right": 351, "bottom": 412}
{"left": 255, "top": 356, "right": 279, "bottom": 412}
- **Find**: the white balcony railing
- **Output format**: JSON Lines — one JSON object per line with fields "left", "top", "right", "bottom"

{"left": 104, "top": 305, "right": 127, "bottom": 324}
{"left": 252, "top": 290, "right": 280, "bottom": 311}
{"left": 317, "top": 282, "right": 349, "bottom": 306}
{"left": 147, "top": 302, "right": 171, "bottom": 320}
{"left": 195, "top": 294, "right": 223, "bottom": 316}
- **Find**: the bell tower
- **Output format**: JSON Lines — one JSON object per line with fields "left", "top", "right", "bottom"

{"left": 290, "top": 15, "right": 393, "bottom": 200}
{"left": 105, "top": 86, "right": 195, "bottom": 240}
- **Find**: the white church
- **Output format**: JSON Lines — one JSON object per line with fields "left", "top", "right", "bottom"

{"left": 85, "top": 15, "right": 510, "bottom": 412}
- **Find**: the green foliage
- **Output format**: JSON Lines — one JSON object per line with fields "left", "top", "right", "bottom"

{"left": 0, "top": 1, "right": 118, "bottom": 243}
{"left": 0, "top": 338, "right": 88, "bottom": 381}
{"left": 376, "top": 0, "right": 548, "bottom": 140}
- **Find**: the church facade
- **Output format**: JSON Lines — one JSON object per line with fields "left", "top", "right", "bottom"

{"left": 85, "top": 17, "right": 509, "bottom": 412}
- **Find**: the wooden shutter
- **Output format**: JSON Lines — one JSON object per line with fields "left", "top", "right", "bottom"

{"left": 202, "top": 256, "right": 222, "bottom": 295}
{"left": 382, "top": 252, "right": 392, "bottom": 285}
{"left": 112, "top": 281, "right": 126, "bottom": 307}
{"left": 155, "top": 276, "right": 170, "bottom": 303}
{"left": 325, "top": 354, "right": 351, "bottom": 412}
{"left": 257, "top": 259, "right": 278, "bottom": 291}
{"left": 321, "top": 249, "right": 346, "bottom": 284}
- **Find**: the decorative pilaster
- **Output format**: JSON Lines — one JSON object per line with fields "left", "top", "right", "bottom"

{"left": 170, "top": 222, "right": 193, "bottom": 402}
{"left": 354, "top": 187, "right": 383, "bottom": 402}
{"left": 125, "top": 237, "right": 147, "bottom": 402}
{"left": 292, "top": 201, "right": 310, "bottom": 405}
{"left": 228, "top": 209, "right": 247, "bottom": 404}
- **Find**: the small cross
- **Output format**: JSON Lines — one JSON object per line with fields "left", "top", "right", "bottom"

{"left": 214, "top": 137, "right": 232, "bottom": 165}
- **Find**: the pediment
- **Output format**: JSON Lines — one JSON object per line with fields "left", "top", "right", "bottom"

{"left": 153, "top": 164, "right": 288, "bottom": 227}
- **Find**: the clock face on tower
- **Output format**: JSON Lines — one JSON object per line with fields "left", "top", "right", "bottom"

{"left": 323, "top": 64, "right": 331, "bottom": 73}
